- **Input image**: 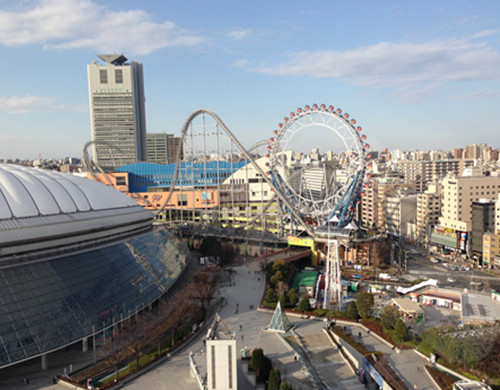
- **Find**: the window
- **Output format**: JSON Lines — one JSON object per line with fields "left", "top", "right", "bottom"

{"left": 228, "top": 346, "right": 233, "bottom": 388}
{"left": 99, "top": 69, "right": 108, "bottom": 84}
{"left": 115, "top": 176, "right": 126, "bottom": 186}
{"left": 211, "top": 345, "right": 216, "bottom": 389}
{"left": 115, "top": 69, "right": 123, "bottom": 83}
{"left": 177, "top": 194, "right": 187, "bottom": 206}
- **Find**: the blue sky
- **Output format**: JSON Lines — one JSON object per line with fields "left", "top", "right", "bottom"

{"left": 1, "top": 0, "right": 500, "bottom": 159}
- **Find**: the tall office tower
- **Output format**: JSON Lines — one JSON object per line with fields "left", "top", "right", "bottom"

{"left": 88, "top": 54, "right": 147, "bottom": 170}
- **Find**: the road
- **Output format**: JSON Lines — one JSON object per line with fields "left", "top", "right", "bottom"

{"left": 406, "top": 254, "right": 500, "bottom": 292}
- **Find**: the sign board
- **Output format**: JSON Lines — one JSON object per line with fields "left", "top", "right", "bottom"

{"left": 288, "top": 236, "right": 315, "bottom": 248}
{"left": 361, "top": 356, "right": 383, "bottom": 387}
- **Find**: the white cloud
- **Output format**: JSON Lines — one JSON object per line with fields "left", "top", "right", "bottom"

{"left": 0, "top": 95, "right": 76, "bottom": 114}
{"left": 0, "top": 0, "right": 207, "bottom": 55}
{"left": 251, "top": 38, "right": 500, "bottom": 92}
{"left": 471, "top": 29, "right": 498, "bottom": 39}
{"left": 227, "top": 28, "right": 252, "bottom": 41}
{"left": 233, "top": 59, "right": 249, "bottom": 67}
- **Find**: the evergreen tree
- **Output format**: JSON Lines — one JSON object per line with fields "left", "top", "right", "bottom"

{"left": 250, "top": 348, "right": 264, "bottom": 374}
{"left": 297, "top": 296, "right": 311, "bottom": 313}
{"left": 393, "top": 318, "right": 408, "bottom": 342}
{"left": 279, "top": 294, "right": 289, "bottom": 309}
{"left": 356, "top": 292, "right": 374, "bottom": 319}
{"left": 287, "top": 288, "right": 299, "bottom": 306}
{"left": 264, "top": 288, "right": 278, "bottom": 304}
{"left": 380, "top": 305, "right": 399, "bottom": 331}
{"left": 268, "top": 367, "right": 281, "bottom": 390}
{"left": 347, "top": 301, "right": 360, "bottom": 320}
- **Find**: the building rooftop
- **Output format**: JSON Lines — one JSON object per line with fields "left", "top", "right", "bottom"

{"left": 391, "top": 297, "right": 424, "bottom": 314}
{"left": 97, "top": 54, "right": 127, "bottom": 65}
{"left": 206, "top": 313, "right": 234, "bottom": 341}
{"left": 461, "top": 292, "right": 500, "bottom": 323}
{"left": 290, "top": 271, "right": 318, "bottom": 291}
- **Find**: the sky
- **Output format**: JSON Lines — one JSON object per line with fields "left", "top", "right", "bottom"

{"left": 1, "top": 0, "right": 500, "bottom": 160}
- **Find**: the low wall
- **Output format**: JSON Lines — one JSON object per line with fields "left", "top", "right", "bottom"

{"left": 412, "top": 349, "right": 470, "bottom": 382}
{"left": 323, "top": 328, "right": 394, "bottom": 390}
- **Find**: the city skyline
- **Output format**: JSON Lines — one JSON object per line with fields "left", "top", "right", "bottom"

{"left": 1, "top": 0, "right": 500, "bottom": 159}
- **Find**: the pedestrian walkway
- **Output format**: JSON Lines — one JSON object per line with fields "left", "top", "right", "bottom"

{"left": 341, "top": 323, "right": 436, "bottom": 390}
{"left": 124, "top": 263, "right": 362, "bottom": 390}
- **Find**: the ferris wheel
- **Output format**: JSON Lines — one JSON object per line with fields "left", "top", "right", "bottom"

{"left": 265, "top": 104, "right": 371, "bottom": 229}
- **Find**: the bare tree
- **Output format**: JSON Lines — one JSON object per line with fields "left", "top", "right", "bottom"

{"left": 185, "top": 269, "right": 219, "bottom": 317}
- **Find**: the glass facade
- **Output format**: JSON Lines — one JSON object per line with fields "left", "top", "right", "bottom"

{"left": 117, "top": 161, "right": 248, "bottom": 192}
{"left": 0, "top": 230, "right": 193, "bottom": 368}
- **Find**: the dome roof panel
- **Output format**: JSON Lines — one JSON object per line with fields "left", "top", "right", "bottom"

{"left": 0, "top": 192, "right": 12, "bottom": 219}
{"left": 29, "top": 172, "right": 77, "bottom": 213}
{"left": 3, "top": 166, "right": 60, "bottom": 215}
{"left": 52, "top": 178, "right": 91, "bottom": 211}
{"left": 0, "top": 169, "right": 39, "bottom": 218}
{"left": 71, "top": 176, "right": 137, "bottom": 210}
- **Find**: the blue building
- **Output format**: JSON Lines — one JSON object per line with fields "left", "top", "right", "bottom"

{"left": 117, "top": 161, "right": 248, "bottom": 192}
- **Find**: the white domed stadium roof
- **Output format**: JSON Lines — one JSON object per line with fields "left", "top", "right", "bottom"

{"left": 0, "top": 164, "right": 153, "bottom": 262}
{"left": 0, "top": 164, "right": 137, "bottom": 220}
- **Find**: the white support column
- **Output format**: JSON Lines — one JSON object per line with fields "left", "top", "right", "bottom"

{"left": 82, "top": 337, "right": 88, "bottom": 352}
{"left": 324, "top": 238, "right": 343, "bottom": 310}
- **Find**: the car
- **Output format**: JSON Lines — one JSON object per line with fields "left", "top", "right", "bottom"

{"left": 447, "top": 277, "right": 455, "bottom": 283}
{"left": 430, "top": 258, "right": 439, "bottom": 263}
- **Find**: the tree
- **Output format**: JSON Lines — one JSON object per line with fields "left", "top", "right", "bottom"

{"left": 250, "top": 348, "right": 264, "bottom": 373}
{"left": 393, "top": 318, "right": 408, "bottom": 342}
{"left": 273, "top": 259, "right": 286, "bottom": 273}
{"left": 287, "top": 288, "right": 299, "bottom": 306}
{"left": 462, "top": 337, "right": 484, "bottom": 367}
{"left": 347, "top": 301, "right": 360, "bottom": 320}
{"left": 445, "top": 337, "right": 463, "bottom": 364}
{"left": 380, "top": 305, "right": 400, "bottom": 331}
{"left": 297, "top": 296, "right": 311, "bottom": 313}
{"left": 270, "top": 271, "right": 284, "bottom": 287}
{"left": 356, "top": 292, "right": 375, "bottom": 319}
{"left": 264, "top": 288, "right": 278, "bottom": 304}
{"left": 280, "top": 381, "right": 293, "bottom": 390}
{"left": 185, "top": 270, "right": 218, "bottom": 317}
{"left": 268, "top": 367, "right": 281, "bottom": 390}
{"left": 279, "top": 294, "right": 289, "bottom": 309}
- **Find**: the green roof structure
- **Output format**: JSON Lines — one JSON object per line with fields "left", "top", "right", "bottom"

{"left": 267, "top": 302, "right": 293, "bottom": 333}
{"left": 290, "top": 271, "right": 318, "bottom": 291}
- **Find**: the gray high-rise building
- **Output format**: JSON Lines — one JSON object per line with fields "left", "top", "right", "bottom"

{"left": 146, "top": 133, "right": 184, "bottom": 164}
{"left": 87, "top": 54, "right": 147, "bottom": 170}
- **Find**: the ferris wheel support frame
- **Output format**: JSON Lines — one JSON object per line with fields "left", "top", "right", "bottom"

{"left": 266, "top": 104, "right": 369, "bottom": 233}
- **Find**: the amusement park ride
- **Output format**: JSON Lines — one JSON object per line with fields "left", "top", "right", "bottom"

{"left": 84, "top": 104, "right": 372, "bottom": 309}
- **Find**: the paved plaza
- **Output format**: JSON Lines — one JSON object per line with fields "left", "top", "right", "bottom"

{"left": 1, "top": 260, "right": 439, "bottom": 389}
{"left": 123, "top": 262, "right": 364, "bottom": 390}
